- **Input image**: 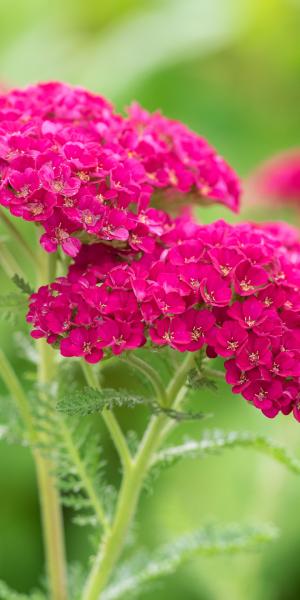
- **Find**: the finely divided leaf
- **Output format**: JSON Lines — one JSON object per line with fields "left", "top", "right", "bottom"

{"left": 151, "top": 403, "right": 209, "bottom": 422}
{"left": 57, "top": 387, "right": 147, "bottom": 416}
{"left": 102, "top": 523, "right": 278, "bottom": 600}
{"left": 0, "top": 293, "right": 27, "bottom": 309}
{"left": 187, "top": 368, "right": 218, "bottom": 391}
{"left": 30, "top": 392, "right": 113, "bottom": 527}
{"left": 151, "top": 430, "right": 300, "bottom": 475}
{"left": 0, "top": 580, "right": 45, "bottom": 600}
{"left": 0, "top": 396, "right": 25, "bottom": 445}
{"left": 12, "top": 274, "right": 34, "bottom": 295}
{"left": 0, "top": 292, "right": 28, "bottom": 324}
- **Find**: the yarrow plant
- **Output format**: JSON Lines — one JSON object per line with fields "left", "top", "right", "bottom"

{"left": 0, "top": 82, "right": 300, "bottom": 600}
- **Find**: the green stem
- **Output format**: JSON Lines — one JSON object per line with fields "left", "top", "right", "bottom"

{"left": 121, "top": 353, "right": 168, "bottom": 406}
{"left": 81, "top": 361, "right": 133, "bottom": 473}
{"left": 36, "top": 250, "right": 68, "bottom": 600}
{"left": 82, "top": 352, "right": 194, "bottom": 600}
{"left": 0, "top": 346, "right": 68, "bottom": 600}
{"left": 0, "top": 241, "right": 27, "bottom": 280}
{"left": 203, "top": 367, "right": 225, "bottom": 379}
{"left": 0, "top": 348, "right": 37, "bottom": 443}
{"left": 35, "top": 454, "right": 68, "bottom": 600}
{"left": 0, "top": 225, "right": 67, "bottom": 596}
{"left": 0, "top": 208, "right": 39, "bottom": 268}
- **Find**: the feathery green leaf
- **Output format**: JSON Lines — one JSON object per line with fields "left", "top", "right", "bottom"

{"left": 102, "top": 523, "right": 278, "bottom": 600}
{"left": 0, "top": 579, "right": 45, "bottom": 600}
{"left": 0, "top": 395, "right": 25, "bottom": 445}
{"left": 12, "top": 274, "right": 34, "bottom": 295}
{"left": 30, "top": 391, "right": 112, "bottom": 528}
{"left": 57, "top": 386, "right": 147, "bottom": 416}
{"left": 151, "top": 403, "right": 209, "bottom": 422}
{"left": 151, "top": 430, "right": 300, "bottom": 475}
{"left": 0, "top": 292, "right": 28, "bottom": 324}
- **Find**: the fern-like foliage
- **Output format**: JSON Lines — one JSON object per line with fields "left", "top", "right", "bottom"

{"left": 102, "top": 523, "right": 278, "bottom": 600}
{"left": 57, "top": 386, "right": 148, "bottom": 416}
{"left": 187, "top": 369, "right": 219, "bottom": 391}
{"left": 0, "top": 292, "right": 28, "bottom": 324}
{"left": 31, "top": 391, "right": 113, "bottom": 528}
{"left": 0, "top": 395, "right": 25, "bottom": 445}
{"left": 12, "top": 274, "right": 33, "bottom": 295}
{"left": 0, "top": 580, "right": 45, "bottom": 600}
{"left": 151, "top": 430, "right": 300, "bottom": 476}
{"left": 151, "top": 403, "right": 209, "bottom": 422}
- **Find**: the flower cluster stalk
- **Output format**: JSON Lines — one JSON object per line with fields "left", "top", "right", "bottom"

{"left": 82, "top": 352, "right": 194, "bottom": 600}
{"left": 35, "top": 248, "right": 68, "bottom": 600}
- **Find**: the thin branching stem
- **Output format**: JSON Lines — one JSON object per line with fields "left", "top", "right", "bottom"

{"left": 82, "top": 352, "right": 195, "bottom": 600}
{"left": 81, "top": 361, "right": 133, "bottom": 473}
{"left": 36, "top": 250, "right": 68, "bottom": 600}
{"left": 0, "top": 241, "right": 27, "bottom": 280}
{"left": 0, "top": 348, "right": 37, "bottom": 442}
{"left": 121, "top": 353, "right": 168, "bottom": 406}
{"left": 203, "top": 367, "right": 225, "bottom": 379}
{"left": 0, "top": 208, "right": 39, "bottom": 268}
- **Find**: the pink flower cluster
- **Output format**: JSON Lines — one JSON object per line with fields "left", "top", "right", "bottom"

{"left": 249, "top": 149, "right": 300, "bottom": 206}
{"left": 27, "top": 218, "right": 300, "bottom": 422}
{"left": 3, "top": 81, "right": 300, "bottom": 423}
{"left": 0, "top": 83, "right": 240, "bottom": 256}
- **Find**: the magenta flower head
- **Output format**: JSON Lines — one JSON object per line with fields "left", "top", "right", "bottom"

{"left": 0, "top": 82, "right": 240, "bottom": 256}
{"left": 27, "top": 216, "right": 300, "bottom": 423}
{"left": 248, "top": 149, "right": 300, "bottom": 207}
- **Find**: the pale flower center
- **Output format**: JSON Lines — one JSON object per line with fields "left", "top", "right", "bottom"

{"left": 113, "top": 335, "right": 125, "bottom": 346}
{"left": 53, "top": 180, "right": 64, "bottom": 193}
{"left": 249, "top": 351, "right": 260, "bottom": 364}
{"left": 28, "top": 203, "right": 44, "bottom": 216}
{"left": 83, "top": 342, "right": 92, "bottom": 354}
{"left": 16, "top": 185, "right": 30, "bottom": 198}
{"left": 255, "top": 388, "right": 268, "bottom": 401}
{"left": 220, "top": 265, "right": 231, "bottom": 276}
{"left": 240, "top": 279, "right": 254, "bottom": 292}
{"left": 227, "top": 339, "right": 239, "bottom": 351}
{"left": 244, "top": 316, "right": 256, "bottom": 327}
{"left": 163, "top": 332, "right": 174, "bottom": 342}
{"left": 191, "top": 326, "right": 203, "bottom": 341}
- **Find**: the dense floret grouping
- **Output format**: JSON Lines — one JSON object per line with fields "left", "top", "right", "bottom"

{"left": 0, "top": 82, "right": 239, "bottom": 256}
{"left": 1, "top": 82, "right": 300, "bottom": 422}
{"left": 27, "top": 218, "right": 300, "bottom": 421}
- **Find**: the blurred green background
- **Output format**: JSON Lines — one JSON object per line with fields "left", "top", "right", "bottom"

{"left": 0, "top": 0, "right": 300, "bottom": 598}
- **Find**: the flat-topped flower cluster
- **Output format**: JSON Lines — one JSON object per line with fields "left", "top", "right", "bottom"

{"left": 27, "top": 218, "right": 300, "bottom": 422}
{"left": 1, "top": 82, "right": 300, "bottom": 422}
{"left": 0, "top": 82, "right": 239, "bottom": 256}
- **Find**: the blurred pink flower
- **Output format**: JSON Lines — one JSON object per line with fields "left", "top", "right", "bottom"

{"left": 248, "top": 149, "right": 300, "bottom": 206}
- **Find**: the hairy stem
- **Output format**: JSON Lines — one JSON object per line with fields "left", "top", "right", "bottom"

{"left": 35, "top": 452, "right": 68, "bottom": 600}
{"left": 36, "top": 250, "right": 68, "bottom": 600}
{"left": 0, "top": 345, "right": 68, "bottom": 600}
{"left": 82, "top": 352, "right": 194, "bottom": 600}
{"left": 0, "top": 348, "right": 37, "bottom": 443}
{"left": 0, "top": 241, "right": 27, "bottom": 280}
{"left": 81, "top": 361, "right": 132, "bottom": 472}
{"left": 121, "top": 353, "right": 168, "bottom": 406}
